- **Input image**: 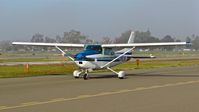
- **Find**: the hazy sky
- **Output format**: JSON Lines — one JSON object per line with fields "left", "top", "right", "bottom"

{"left": 0, "top": 0, "right": 198, "bottom": 41}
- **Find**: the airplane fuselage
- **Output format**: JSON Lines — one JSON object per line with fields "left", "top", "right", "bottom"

{"left": 74, "top": 54, "right": 127, "bottom": 69}
{"left": 74, "top": 45, "right": 130, "bottom": 69}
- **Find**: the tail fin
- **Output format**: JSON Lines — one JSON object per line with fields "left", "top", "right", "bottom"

{"left": 127, "top": 31, "right": 135, "bottom": 44}
{"left": 115, "top": 31, "right": 135, "bottom": 55}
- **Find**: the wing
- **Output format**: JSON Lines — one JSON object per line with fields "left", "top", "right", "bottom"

{"left": 12, "top": 42, "right": 84, "bottom": 48}
{"left": 102, "top": 42, "right": 189, "bottom": 48}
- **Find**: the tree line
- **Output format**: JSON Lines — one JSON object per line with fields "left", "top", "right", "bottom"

{"left": 0, "top": 29, "right": 199, "bottom": 52}
{"left": 29, "top": 30, "right": 177, "bottom": 44}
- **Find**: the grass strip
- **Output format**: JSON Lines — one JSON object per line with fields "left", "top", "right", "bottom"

{"left": 0, "top": 58, "right": 199, "bottom": 78}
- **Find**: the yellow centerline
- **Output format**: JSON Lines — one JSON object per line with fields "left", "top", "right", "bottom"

{"left": 1, "top": 80, "right": 199, "bottom": 111}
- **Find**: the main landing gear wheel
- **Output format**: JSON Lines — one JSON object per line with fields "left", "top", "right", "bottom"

{"left": 118, "top": 71, "right": 125, "bottom": 79}
{"left": 83, "top": 73, "right": 88, "bottom": 80}
{"left": 106, "top": 67, "right": 126, "bottom": 79}
{"left": 73, "top": 70, "right": 81, "bottom": 79}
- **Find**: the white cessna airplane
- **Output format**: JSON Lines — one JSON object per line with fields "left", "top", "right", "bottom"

{"left": 12, "top": 32, "right": 189, "bottom": 80}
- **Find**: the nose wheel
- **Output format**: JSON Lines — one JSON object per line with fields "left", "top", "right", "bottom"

{"left": 73, "top": 69, "right": 89, "bottom": 80}
{"left": 83, "top": 73, "right": 88, "bottom": 80}
{"left": 83, "top": 69, "right": 89, "bottom": 80}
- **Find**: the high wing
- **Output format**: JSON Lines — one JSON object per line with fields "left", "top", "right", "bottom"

{"left": 102, "top": 42, "right": 189, "bottom": 48}
{"left": 12, "top": 42, "right": 84, "bottom": 61}
{"left": 12, "top": 42, "right": 84, "bottom": 48}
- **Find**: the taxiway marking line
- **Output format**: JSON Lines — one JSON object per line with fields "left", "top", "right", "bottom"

{"left": 1, "top": 80, "right": 199, "bottom": 111}
{"left": 0, "top": 106, "right": 7, "bottom": 110}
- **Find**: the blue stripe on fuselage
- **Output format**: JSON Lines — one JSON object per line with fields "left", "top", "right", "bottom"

{"left": 74, "top": 50, "right": 100, "bottom": 61}
{"left": 115, "top": 52, "right": 132, "bottom": 55}
{"left": 74, "top": 50, "right": 122, "bottom": 62}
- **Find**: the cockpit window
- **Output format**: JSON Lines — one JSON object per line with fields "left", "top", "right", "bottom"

{"left": 84, "top": 45, "right": 102, "bottom": 53}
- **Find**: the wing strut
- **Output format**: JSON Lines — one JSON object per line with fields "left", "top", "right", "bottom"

{"left": 101, "top": 47, "right": 135, "bottom": 68}
{"left": 55, "top": 46, "right": 75, "bottom": 61}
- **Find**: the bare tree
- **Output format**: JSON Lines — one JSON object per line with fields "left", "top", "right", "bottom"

{"left": 63, "top": 30, "right": 86, "bottom": 43}
{"left": 114, "top": 30, "right": 131, "bottom": 43}
{"left": 102, "top": 37, "right": 112, "bottom": 44}
{"left": 31, "top": 33, "right": 44, "bottom": 42}
{"left": 192, "top": 36, "right": 199, "bottom": 50}
{"left": 45, "top": 36, "right": 56, "bottom": 43}
{"left": 55, "top": 35, "right": 62, "bottom": 43}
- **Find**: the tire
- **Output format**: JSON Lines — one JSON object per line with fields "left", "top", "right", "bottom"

{"left": 119, "top": 77, "right": 124, "bottom": 79}
{"left": 118, "top": 71, "right": 125, "bottom": 79}
{"left": 73, "top": 70, "right": 81, "bottom": 79}
{"left": 74, "top": 76, "right": 79, "bottom": 79}
{"left": 83, "top": 74, "right": 88, "bottom": 80}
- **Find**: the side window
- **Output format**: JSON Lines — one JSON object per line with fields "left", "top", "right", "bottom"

{"left": 103, "top": 48, "right": 114, "bottom": 55}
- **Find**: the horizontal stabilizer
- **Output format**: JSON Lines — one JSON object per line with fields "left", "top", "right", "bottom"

{"left": 128, "top": 55, "right": 156, "bottom": 59}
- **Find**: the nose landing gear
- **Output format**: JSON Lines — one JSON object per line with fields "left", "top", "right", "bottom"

{"left": 73, "top": 69, "right": 89, "bottom": 80}
{"left": 83, "top": 73, "right": 88, "bottom": 80}
{"left": 83, "top": 69, "right": 89, "bottom": 80}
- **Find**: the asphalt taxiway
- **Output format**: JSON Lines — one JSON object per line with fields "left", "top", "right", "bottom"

{"left": 0, "top": 65, "right": 199, "bottom": 112}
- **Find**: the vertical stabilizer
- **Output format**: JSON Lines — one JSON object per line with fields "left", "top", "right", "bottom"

{"left": 115, "top": 31, "right": 135, "bottom": 54}
{"left": 127, "top": 31, "right": 135, "bottom": 44}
